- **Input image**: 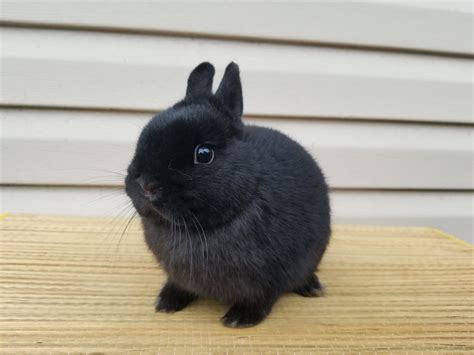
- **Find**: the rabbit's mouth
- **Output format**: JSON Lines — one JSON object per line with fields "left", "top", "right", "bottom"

{"left": 148, "top": 200, "right": 189, "bottom": 227}
{"left": 151, "top": 204, "right": 172, "bottom": 221}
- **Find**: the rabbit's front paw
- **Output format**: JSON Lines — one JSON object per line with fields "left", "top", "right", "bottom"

{"left": 222, "top": 299, "right": 274, "bottom": 328}
{"left": 155, "top": 281, "right": 197, "bottom": 313}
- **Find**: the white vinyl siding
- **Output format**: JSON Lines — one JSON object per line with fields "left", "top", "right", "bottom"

{"left": 1, "top": 1, "right": 472, "bottom": 55}
{"left": 1, "top": 109, "right": 472, "bottom": 189}
{"left": 0, "top": 1, "right": 472, "bottom": 242}
{"left": 1, "top": 27, "right": 471, "bottom": 123}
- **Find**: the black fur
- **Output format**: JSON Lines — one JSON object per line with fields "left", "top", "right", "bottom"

{"left": 125, "top": 62, "right": 331, "bottom": 328}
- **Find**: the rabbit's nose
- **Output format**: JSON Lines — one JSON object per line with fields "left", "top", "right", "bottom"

{"left": 136, "top": 176, "right": 162, "bottom": 199}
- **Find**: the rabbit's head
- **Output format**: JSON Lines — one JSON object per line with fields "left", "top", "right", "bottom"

{"left": 126, "top": 62, "right": 260, "bottom": 227}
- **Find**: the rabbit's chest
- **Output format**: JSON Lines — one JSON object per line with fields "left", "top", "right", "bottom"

{"left": 160, "top": 232, "right": 248, "bottom": 280}
{"left": 145, "top": 223, "right": 266, "bottom": 301}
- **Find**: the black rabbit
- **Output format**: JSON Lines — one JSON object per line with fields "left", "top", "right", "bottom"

{"left": 125, "top": 62, "right": 331, "bottom": 328}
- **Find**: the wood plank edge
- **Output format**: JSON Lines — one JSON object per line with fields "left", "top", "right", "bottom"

{"left": 429, "top": 228, "right": 474, "bottom": 249}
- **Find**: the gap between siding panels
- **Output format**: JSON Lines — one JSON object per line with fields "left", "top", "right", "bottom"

{"left": 1, "top": 186, "right": 472, "bottom": 243}
{"left": 1, "top": 21, "right": 473, "bottom": 60}
{"left": 1, "top": 104, "right": 473, "bottom": 127}
{"left": 1, "top": 184, "right": 473, "bottom": 193}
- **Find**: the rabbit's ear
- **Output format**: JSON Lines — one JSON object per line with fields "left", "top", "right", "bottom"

{"left": 215, "top": 62, "right": 243, "bottom": 119}
{"left": 186, "top": 62, "right": 215, "bottom": 98}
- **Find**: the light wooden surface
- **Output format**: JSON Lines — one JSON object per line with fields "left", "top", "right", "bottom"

{"left": 0, "top": 214, "right": 472, "bottom": 352}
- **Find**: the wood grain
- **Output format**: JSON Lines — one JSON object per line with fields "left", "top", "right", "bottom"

{"left": 0, "top": 214, "right": 472, "bottom": 352}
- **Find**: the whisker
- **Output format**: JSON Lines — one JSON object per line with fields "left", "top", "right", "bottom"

{"left": 168, "top": 162, "right": 193, "bottom": 181}
{"left": 112, "top": 210, "right": 138, "bottom": 266}
{"left": 190, "top": 214, "right": 205, "bottom": 275}
{"left": 182, "top": 217, "right": 193, "bottom": 282}
{"left": 87, "top": 189, "right": 127, "bottom": 204}
{"left": 99, "top": 201, "right": 135, "bottom": 248}
{"left": 177, "top": 216, "right": 186, "bottom": 278}
{"left": 79, "top": 176, "right": 125, "bottom": 185}
{"left": 192, "top": 194, "right": 225, "bottom": 219}
{"left": 168, "top": 217, "right": 175, "bottom": 269}
{"left": 83, "top": 168, "right": 127, "bottom": 177}
{"left": 191, "top": 213, "right": 209, "bottom": 279}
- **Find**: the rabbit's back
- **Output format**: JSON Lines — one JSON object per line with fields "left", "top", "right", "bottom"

{"left": 244, "top": 125, "right": 330, "bottom": 221}
{"left": 244, "top": 124, "right": 331, "bottom": 260}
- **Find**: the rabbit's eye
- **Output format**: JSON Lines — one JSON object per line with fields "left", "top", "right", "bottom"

{"left": 194, "top": 144, "right": 214, "bottom": 164}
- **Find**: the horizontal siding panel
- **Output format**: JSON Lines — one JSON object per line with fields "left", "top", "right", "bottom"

{"left": 1, "top": 28, "right": 472, "bottom": 123}
{"left": 1, "top": 186, "right": 472, "bottom": 242}
{"left": 1, "top": 109, "right": 472, "bottom": 189}
{"left": 0, "top": 1, "right": 472, "bottom": 55}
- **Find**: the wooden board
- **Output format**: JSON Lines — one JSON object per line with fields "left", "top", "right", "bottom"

{"left": 1, "top": 1, "right": 472, "bottom": 55}
{"left": 1, "top": 28, "right": 472, "bottom": 123}
{"left": 0, "top": 214, "right": 472, "bottom": 352}
{"left": 2, "top": 109, "right": 472, "bottom": 189}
